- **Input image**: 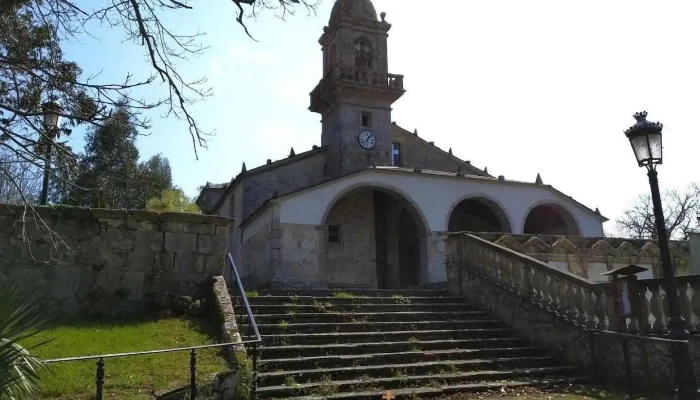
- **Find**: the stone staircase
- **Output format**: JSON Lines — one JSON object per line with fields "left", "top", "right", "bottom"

{"left": 233, "top": 289, "right": 589, "bottom": 399}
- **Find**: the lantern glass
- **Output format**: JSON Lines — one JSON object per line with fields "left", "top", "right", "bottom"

{"left": 630, "top": 134, "right": 651, "bottom": 166}
{"left": 629, "top": 131, "right": 662, "bottom": 167}
{"left": 647, "top": 131, "right": 662, "bottom": 161}
{"left": 43, "top": 112, "right": 60, "bottom": 129}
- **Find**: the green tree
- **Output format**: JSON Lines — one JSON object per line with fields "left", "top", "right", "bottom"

{"left": 134, "top": 154, "right": 172, "bottom": 208}
{"left": 55, "top": 107, "right": 173, "bottom": 209}
{"left": 145, "top": 187, "right": 199, "bottom": 213}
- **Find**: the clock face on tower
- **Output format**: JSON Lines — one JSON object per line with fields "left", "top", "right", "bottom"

{"left": 358, "top": 130, "right": 376, "bottom": 150}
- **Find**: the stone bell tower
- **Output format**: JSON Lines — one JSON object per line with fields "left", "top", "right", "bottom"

{"left": 309, "top": 0, "right": 405, "bottom": 179}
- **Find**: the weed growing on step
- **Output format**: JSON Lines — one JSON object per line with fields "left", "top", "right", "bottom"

{"left": 312, "top": 375, "right": 337, "bottom": 397}
{"left": 408, "top": 336, "right": 420, "bottom": 343}
{"left": 284, "top": 375, "right": 299, "bottom": 387}
{"left": 332, "top": 291, "right": 355, "bottom": 298}
{"left": 278, "top": 320, "right": 289, "bottom": 330}
{"left": 391, "top": 294, "right": 411, "bottom": 304}
{"left": 285, "top": 310, "right": 296, "bottom": 316}
{"left": 410, "top": 345, "right": 421, "bottom": 352}
{"left": 290, "top": 295, "right": 300, "bottom": 301}
{"left": 358, "top": 374, "right": 372, "bottom": 381}
{"left": 426, "top": 379, "right": 444, "bottom": 388}
{"left": 350, "top": 316, "right": 368, "bottom": 323}
{"left": 245, "top": 290, "right": 259, "bottom": 298}
{"left": 409, "top": 391, "right": 422, "bottom": 400}
{"left": 392, "top": 369, "right": 406, "bottom": 379}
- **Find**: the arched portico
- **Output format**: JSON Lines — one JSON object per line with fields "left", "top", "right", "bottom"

{"left": 523, "top": 202, "right": 581, "bottom": 235}
{"left": 447, "top": 196, "right": 513, "bottom": 233}
{"left": 321, "top": 185, "right": 429, "bottom": 289}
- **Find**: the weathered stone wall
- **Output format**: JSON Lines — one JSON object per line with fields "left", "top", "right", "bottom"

{"left": 324, "top": 189, "right": 377, "bottom": 288}
{"left": 241, "top": 151, "right": 326, "bottom": 221}
{"left": 390, "top": 124, "right": 488, "bottom": 176}
{"left": 0, "top": 205, "right": 231, "bottom": 316}
{"left": 276, "top": 223, "right": 324, "bottom": 288}
{"left": 241, "top": 213, "right": 272, "bottom": 288}
{"left": 474, "top": 232, "right": 693, "bottom": 280}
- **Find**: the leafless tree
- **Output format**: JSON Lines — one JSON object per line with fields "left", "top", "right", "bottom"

{"left": 0, "top": 147, "right": 41, "bottom": 204}
{"left": 616, "top": 183, "right": 700, "bottom": 240}
{"left": 0, "top": 0, "right": 319, "bottom": 259}
{"left": 0, "top": 0, "right": 320, "bottom": 208}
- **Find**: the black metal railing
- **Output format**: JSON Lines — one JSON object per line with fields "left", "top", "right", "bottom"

{"left": 44, "top": 253, "right": 262, "bottom": 400}
{"left": 227, "top": 253, "right": 262, "bottom": 391}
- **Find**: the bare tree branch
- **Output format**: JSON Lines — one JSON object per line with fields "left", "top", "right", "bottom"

{"left": 616, "top": 183, "right": 700, "bottom": 240}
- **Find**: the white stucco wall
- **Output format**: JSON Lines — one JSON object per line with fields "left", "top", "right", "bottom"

{"left": 274, "top": 170, "right": 605, "bottom": 237}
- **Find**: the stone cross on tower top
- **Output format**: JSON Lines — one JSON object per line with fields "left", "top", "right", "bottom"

{"left": 310, "top": 0, "right": 405, "bottom": 178}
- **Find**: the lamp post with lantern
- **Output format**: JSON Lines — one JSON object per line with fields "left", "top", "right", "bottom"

{"left": 39, "top": 101, "right": 62, "bottom": 205}
{"left": 624, "top": 111, "right": 699, "bottom": 399}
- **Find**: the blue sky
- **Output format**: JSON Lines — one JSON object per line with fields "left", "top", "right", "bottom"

{"left": 62, "top": 0, "right": 700, "bottom": 232}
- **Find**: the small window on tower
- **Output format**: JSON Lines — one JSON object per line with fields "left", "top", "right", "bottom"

{"left": 392, "top": 142, "right": 401, "bottom": 166}
{"left": 361, "top": 111, "right": 372, "bottom": 128}
{"left": 328, "top": 225, "right": 340, "bottom": 243}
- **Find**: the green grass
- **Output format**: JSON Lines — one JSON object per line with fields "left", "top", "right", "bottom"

{"left": 22, "top": 316, "right": 230, "bottom": 400}
{"left": 245, "top": 290, "right": 259, "bottom": 298}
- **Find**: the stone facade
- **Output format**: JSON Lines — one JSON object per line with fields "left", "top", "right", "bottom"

{"left": 0, "top": 205, "right": 231, "bottom": 316}
{"left": 474, "top": 232, "right": 693, "bottom": 279}
{"left": 390, "top": 124, "right": 489, "bottom": 176}
{"left": 241, "top": 150, "right": 327, "bottom": 221}
{"left": 197, "top": 0, "right": 607, "bottom": 291}
{"left": 325, "top": 189, "right": 376, "bottom": 287}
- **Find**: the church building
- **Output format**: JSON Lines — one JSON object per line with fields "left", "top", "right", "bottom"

{"left": 197, "top": 0, "right": 607, "bottom": 289}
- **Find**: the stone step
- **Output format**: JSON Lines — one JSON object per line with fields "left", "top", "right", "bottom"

{"left": 237, "top": 296, "right": 463, "bottom": 305}
{"left": 277, "top": 377, "right": 592, "bottom": 400}
{"left": 251, "top": 289, "right": 449, "bottom": 298}
{"left": 255, "top": 366, "right": 582, "bottom": 398}
{"left": 255, "top": 320, "right": 504, "bottom": 335}
{"left": 238, "top": 303, "right": 480, "bottom": 314}
{"left": 258, "top": 338, "right": 529, "bottom": 359}
{"left": 259, "top": 348, "right": 549, "bottom": 374}
{"left": 260, "top": 328, "right": 513, "bottom": 346}
{"left": 239, "top": 311, "right": 490, "bottom": 324}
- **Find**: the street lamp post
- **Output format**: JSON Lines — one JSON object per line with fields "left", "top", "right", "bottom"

{"left": 39, "top": 101, "right": 61, "bottom": 205}
{"left": 624, "top": 111, "right": 699, "bottom": 399}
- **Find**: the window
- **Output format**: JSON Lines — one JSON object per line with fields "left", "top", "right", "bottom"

{"left": 392, "top": 142, "right": 401, "bottom": 166}
{"left": 355, "top": 37, "right": 372, "bottom": 69}
{"left": 328, "top": 225, "right": 340, "bottom": 243}
{"left": 361, "top": 111, "right": 372, "bottom": 128}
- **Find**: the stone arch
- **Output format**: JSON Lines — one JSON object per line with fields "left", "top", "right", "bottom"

{"left": 354, "top": 36, "right": 372, "bottom": 69}
{"left": 522, "top": 201, "right": 581, "bottom": 236}
{"left": 446, "top": 195, "right": 513, "bottom": 233}
{"left": 321, "top": 182, "right": 429, "bottom": 288}
{"left": 327, "top": 43, "right": 337, "bottom": 71}
{"left": 321, "top": 181, "right": 430, "bottom": 233}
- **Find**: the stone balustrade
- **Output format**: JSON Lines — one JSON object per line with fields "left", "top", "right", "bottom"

{"left": 448, "top": 232, "right": 700, "bottom": 334}
{"left": 309, "top": 66, "right": 405, "bottom": 113}
{"left": 637, "top": 277, "right": 700, "bottom": 334}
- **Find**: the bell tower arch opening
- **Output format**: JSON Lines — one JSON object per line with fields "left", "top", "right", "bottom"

{"left": 311, "top": 0, "right": 405, "bottom": 179}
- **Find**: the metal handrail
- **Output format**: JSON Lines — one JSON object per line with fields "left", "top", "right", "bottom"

{"left": 43, "top": 253, "right": 262, "bottom": 400}
{"left": 228, "top": 253, "right": 261, "bottom": 342}
{"left": 227, "top": 253, "right": 262, "bottom": 396}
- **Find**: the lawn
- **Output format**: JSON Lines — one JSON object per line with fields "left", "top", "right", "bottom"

{"left": 22, "top": 316, "right": 231, "bottom": 400}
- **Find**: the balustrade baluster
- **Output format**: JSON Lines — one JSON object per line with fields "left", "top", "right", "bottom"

{"left": 513, "top": 260, "right": 524, "bottom": 291}
{"left": 592, "top": 287, "right": 604, "bottom": 329}
{"left": 648, "top": 285, "right": 663, "bottom": 332}
{"left": 638, "top": 285, "right": 651, "bottom": 334}
{"left": 679, "top": 282, "right": 693, "bottom": 329}
{"left": 690, "top": 282, "right": 700, "bottom": 332}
